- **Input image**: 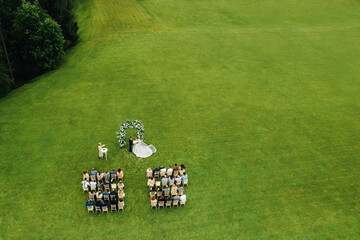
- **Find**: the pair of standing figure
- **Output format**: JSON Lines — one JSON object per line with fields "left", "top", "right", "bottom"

{"left": 129, "top": 136, "right": 156, "bottom": 158}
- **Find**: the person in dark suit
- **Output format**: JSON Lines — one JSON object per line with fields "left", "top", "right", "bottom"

{"left": 129, "top": 137, "right": 133, "bottom": 152}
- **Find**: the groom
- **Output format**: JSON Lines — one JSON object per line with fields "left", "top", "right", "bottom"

{"left": 129, "top": 137, "right": 133, "bottom": 152}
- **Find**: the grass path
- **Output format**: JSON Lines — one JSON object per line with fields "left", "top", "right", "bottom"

{"left": 1, "top": 0, "right": 360, "bottom": 239}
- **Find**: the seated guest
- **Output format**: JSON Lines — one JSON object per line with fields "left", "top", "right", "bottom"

{"left": 86, "top": 199, "right": 93, "bottom": 207}
{"left": 81, "top": 179, "right": 90, "bottom": 190}
{"left": 164, "top": 195, "right": 172, "bottom": 202}
{"left": 179, "top": 193, "right": 186, "bottom": 203}
{"left": 116, "top": 168, "right": 124, "bottom": 180}
{"left": 177, "top": 185, "right": 184, "bottom": 193}
{"left": 163, "top": 185, "right": 170, "bottom": 196}
{"left": 110, "top": 168, "right": 117, "bottom": 176}
{"left": 167, "top": 166, "right": 173, "bottom": 177}
{"left": 181, "top": 164, "right": 186, "bottom": 170}
{"left": 150, "top": 196, "right": 157, "bottom": 206}
{"left": 147, "top": 177, "right": 155, "bottom": 187}
{"left": 110, "top": 197, "right": 117, "bottom": 206}
{"left": 146, "top": 168, "right": 153, "bottom": 178}
{"left": 103, "top": 179, "right": 110, "bottom": 188}
{"left": 100, "top": 200, "right": 108, "bottom": 207}
{"left": 90, "top": 180, "right": 97, "bottom": 191}
{"left": 161, "top": 176, "right": 168, "bottom": 186}
{"left": 168, "top": 176, "right": 174, "bottom": 186}
{"left": 153, "top": 166, "right": 160, "bottom": 175}
{"left": 160, "top": 166, "right": 166, "bottom": 176}
{"left": 173, "top": 164, "right": 179, "bottom": 172}
{"left": 171, "top": 185, "right": 178, "bottom": 196}
{"left": 156, "top": 187, "right": 163, "bottom": 197}
{"left": 163, "top": 185, "right": 170, "bottom": 195}
{"left": 97, "top": 171, "right": 104, "bottom": 181}
{"left": 97, "top": 180, "right": 104, "bottom": 191}
{"left": 103, "top": 189, "right": 110, "bottom": 199}
{"left": 95, "top": 200, "right": 102, "bottom": 207}
{"left": 90, "top": 168, "right": 98, "bottom": 178}
{"left": 118, "top": 180, "right": 124, "bottom": 190}
{"left": 175, "top": 175, "right": 181, "bottom": 184}
{"left": 158, "top": 196, "right": 165, "bottom": 204}
{"left": 118, "top": 189, "right": 125, "bottom": 199}
{"left": 110, "top": 188, "right": 118, "bottom": 201}
{"left": 96, "top": 191, "right": 103, "bottom": 202}
{"left": 89, "top": 190, "right": 96, "bottom": 200}
{"left": 83, "top": 170, "right": 90, "bottom": 180}
{"left": 118, "top": 199, "right": 125, "bottom": 209}
{"left": 181, "top": 172, "right": 188, "bottom": 183}
{"left": 172, "top": 195, "right": 180, "bottom": 200}
{"left": 103, "top": 170, "right": 110, "bottom": 181}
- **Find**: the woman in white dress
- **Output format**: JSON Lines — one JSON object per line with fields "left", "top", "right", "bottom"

{"left": 132, "top": 137, "right": 156, "bottom": 158}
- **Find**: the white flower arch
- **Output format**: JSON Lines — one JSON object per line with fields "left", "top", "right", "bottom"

{"left": 116, "top": 120, "right": 145, "bottom": 147}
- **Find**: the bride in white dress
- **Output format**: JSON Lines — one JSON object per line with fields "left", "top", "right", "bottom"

{"left": 132, "top": 137, "right": 156, "bottom": 158}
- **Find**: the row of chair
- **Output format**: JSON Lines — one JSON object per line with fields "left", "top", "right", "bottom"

{"left": 87, "top": 202, "right": 124, "bottom": 213}
{"left": 148, "top": 179, "right": 188, "bottom": 189}
{"left": 151, "top": 199, "right": 185, "bottom": 209}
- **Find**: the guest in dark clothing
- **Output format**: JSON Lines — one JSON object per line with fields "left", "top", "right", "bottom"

{"left": 101, "top": 200, "right": 108, "bottom": 207}
{"left": 86, "top": 199, "right": 93, "bottom": 207}
{"left": 172, "top": 195, "right": 180, "bottom": 200}
{"left": 158, "top": 196, "right": 165, "bottom": 204}
{"left": 96, "top": 201, "right": 102, "bottom": 207}
{"left": 103, "top": 179, "right": 110, "bottom": 188}
{"left": 110, "top": 188, "right": 118, "bottom": 201}
{"left": 129, "top": 137, "right": 133, "bottom": 152}
{"left": 103, "top": 190, "right": 110, "bottom": 199}
{"left": 110, "top": 198, "right": 117, "bottom": 205}
{"left": 153, "top": 166, "right": 160, "bottom": 175}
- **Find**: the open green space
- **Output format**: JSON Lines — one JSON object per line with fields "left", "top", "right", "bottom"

{"left": 1, "top": 0, "right": 360, "bottom": 239}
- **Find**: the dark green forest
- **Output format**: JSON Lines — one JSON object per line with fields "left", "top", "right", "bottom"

{"left": 0, "top": 0, "right": 79, "bottom": 97}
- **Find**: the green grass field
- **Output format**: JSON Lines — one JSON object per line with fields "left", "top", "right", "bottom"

{"left": 1, "top": 0, "right": 360, "bottom": 239}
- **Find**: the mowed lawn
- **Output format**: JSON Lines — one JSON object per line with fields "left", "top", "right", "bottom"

{"left": 1, "top": 0, "right": 360, "bottom": 239}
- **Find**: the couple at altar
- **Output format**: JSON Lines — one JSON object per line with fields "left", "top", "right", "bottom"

{"left": 129, "top": 137, "right": 156, "bottom": 158}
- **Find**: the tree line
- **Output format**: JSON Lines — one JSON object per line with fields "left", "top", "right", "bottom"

{"left": 0, "top": 0, "right": 79, "bottom": 97}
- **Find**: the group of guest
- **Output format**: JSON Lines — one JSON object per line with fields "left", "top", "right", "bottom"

{"left": 146, "top": 164, "right": 188, "bottom": 208}
{"left": 82, "top": 168, "right": 125, "bottom": 212}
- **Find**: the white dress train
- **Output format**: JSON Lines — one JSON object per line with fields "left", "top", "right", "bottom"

{"left": 132, "top": 139, "right": 156, "bottom": 158}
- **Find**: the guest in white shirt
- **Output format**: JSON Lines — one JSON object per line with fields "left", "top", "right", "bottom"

{"left": 146, "top": 168, "right": 153, "bottom": 178}
{"left": 180, "top": 194, "right": 186, "bottom": 203}
{"left": 167, "top": 166, "right": 173, "bottom": 177}
{"left": 90, "top": 180, "right": 97, "bottom": 191}
{"left": 147, "top": 177, "right": 155, "bottom": 188}
{"left": 118, "top": 181, "right": 125, "bottom": 190}
{"left": 81, "top": 180, "right": 90, "bottom": 190}
{"left": 160, "top": 166, "right": 166, "bottom": 176}
{"left": 96, "top": 191, "right": 103, "bottom": 202}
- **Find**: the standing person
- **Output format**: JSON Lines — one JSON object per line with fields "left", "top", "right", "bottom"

{"left": 98, "top": 143, "right": 105, "bottom": 158}
{"left": 129, "top": 137, "right": 133, "bottom": 152}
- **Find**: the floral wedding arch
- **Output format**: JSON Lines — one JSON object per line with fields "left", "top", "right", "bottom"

{"left": 116, "top": 120, "right": 144, "bottom": 147}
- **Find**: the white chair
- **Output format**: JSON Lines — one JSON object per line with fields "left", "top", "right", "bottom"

{"left": 102, "top": 148, "right": 108, "bottom": 160}
{"left": 87, "top": 206, "right": 94, "bottom": 213}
